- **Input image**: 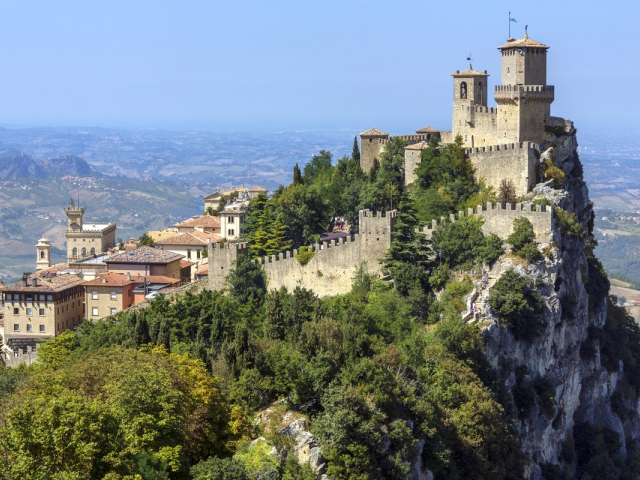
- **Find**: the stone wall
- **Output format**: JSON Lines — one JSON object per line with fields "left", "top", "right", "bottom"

{"left": 404, "top": 147, "right": 423, "bottom": 186}
{"left": 360, "top": 136, "right": 388, "bottom": 173}
{"left": 2, "top": 344, "right": 39, "bottom": 368}
{"left": 452, "top": 105, "right": 498, "bottom": 148}
{"left": 420, "top": 201, "right": 554, "bottom": 244}
{"left": 467, "top": 142, "right": 539, "bottom": 197}
{"left": 207, "top": 211, "right": 396, "bottom": 297}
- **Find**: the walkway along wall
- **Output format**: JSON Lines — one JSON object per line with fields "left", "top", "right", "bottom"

{"left": 419, "top": 202, "right": 554, "bottom": 244}
{"left": 207, "top": 210, "right": 396, "bottom": 297}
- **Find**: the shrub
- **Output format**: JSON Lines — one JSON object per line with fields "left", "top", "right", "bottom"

{"left": 532, "top": 198, "right": 553, "bottom": 208}
{"left": 554, "top": 207, "right": 584, "bottom": 238}
{"left": 432, "top": 217, "right": 504, "bottom": 269}
{"left": 498, "top": 179, "right": 516, "bottom": 203}
{"left": 488, "top": 269, "right": 545, "bottom": 341}
{"left": 541, "top": 158, "right": 565, "bottom": 188}
{"left": 295, "top": 245, "right": 315, "bottom": 266}
{"left": 507, "top": 218, "right": 542, "bottom": 262}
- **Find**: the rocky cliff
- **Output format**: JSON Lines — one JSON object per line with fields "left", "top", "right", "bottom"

{"left": 479, "top": 117, "right": 639, "bottom": 479}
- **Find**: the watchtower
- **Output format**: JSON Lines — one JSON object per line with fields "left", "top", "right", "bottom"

{"left": 35, "top": 237, "right": 51, "bottom": 271}
{"left": 451, "top": 65, "right": 489, "bottom": 147}
{"left": 359, "top": 128, "right": 389, "bottom": 173}
{"left": 494, "top": 30, "right": 554, "bottom": 144}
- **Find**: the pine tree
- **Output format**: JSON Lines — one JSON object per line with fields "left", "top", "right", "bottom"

{"left": 369, "top": 158, "right": 380, "bottom": 182}
{"left": 134, "top": 312, "right": 151, "bottom": 346}
{"left": 293, "top": 163, "right": 304, "bottom": 185}
{"left": 156, "top": 318, "right": 170, "bottom": 351}
{"left": 264, "top": 291, "right": 285, "bottom": 340}
{"left": 352, "top": 136, "right": 360, "bottom": 165}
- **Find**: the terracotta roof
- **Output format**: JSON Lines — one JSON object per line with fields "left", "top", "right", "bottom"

{"left": 105, "top": 246, "right": 184, "bottom": 264}
{"left": 415, "top": 126, "right": 439, "bottom": 134}
{"left": 498, "top": 35, "right": 549, "bottom": 50}
{"left": 83, "top": 272, "right": 135, "bottom": 287}
{"left": 34, "top": 263, "right": 70, "bottom": 276}
{"left": 196, "top": 263, "right": 208, "bottom": 275}
{"left": 452, "top": 65, "right": 489, "bottom": 77}
{"left": 249, "top": 185, "right": 267, "bottom": 192}
{"left": 174, "top": 215, "right": 221, "bottom": 228}
{"left": 155, "top": 230, "right": 221, "bottom": 246}
{"left": 360, "top": 128, "right": 389, "bottom": 137}
{"left": 130, "top": 275, "right": 181, "bottom": 285}
{"left": 180, "top": 260, "right": 195, "bottom": 269}
{"left": 405, "top": 141, "right": 430, "bottom": 151}
{"left": 1, "top": 272, "right": 85, "bottom": 293}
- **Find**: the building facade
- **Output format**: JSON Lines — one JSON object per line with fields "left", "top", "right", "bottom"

{"left": 64, "top": 199, "right": 117, "bottom": 262}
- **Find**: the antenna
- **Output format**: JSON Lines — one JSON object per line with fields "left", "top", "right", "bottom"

{"left": 466, "top": 54, "right": 473, "bottom": 69}
{"left": 77, "top": 184, "right": 80, "bottom": 208}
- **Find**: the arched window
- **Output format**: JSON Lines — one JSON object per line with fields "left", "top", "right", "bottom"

{"left": 81, "top": 247, "right": 87, "bottom": 257}
{"left": 40, "top": 251, "right": 45, "bottom": 259}
{"left": 90, "top": 247, "right": 96, "bottom": 256}
{"left": 460, "top": 81, "right": 467, "bottom": 99}
{"left": 72, "top": 247, "right": 77, "bottom": 258}
{"left": 478, "top": 82, "right": 483, "bottom": 103}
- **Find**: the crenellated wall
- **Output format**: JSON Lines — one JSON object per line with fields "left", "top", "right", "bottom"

{"left": 208, "top": 210, "right": 396, "bottom": 296}
{"left": 419, "top": 201, "right": 554, "bottom": 244}
{"left": 467, "top": 142, "right": 539, "bottom": 197}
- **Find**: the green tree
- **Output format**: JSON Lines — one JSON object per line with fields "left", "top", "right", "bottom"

{"left": 293, "top": 163, "right": 304, "bottom": 185}
{"left": 352, "top": 136, "right": 360, "bottom": 166}
{"left": 191, "top": 457, "right": 249, "bottom": 480}
{"left": 138, "top": 232, "right": 156, "bottom": 247}
{"left": 227, "top": 254, "right": 267, "bottom": 305}
{"left": 303, "top": 150, "right": 332, "bottom": 185}
{"left": 507, "top": 217, "right": 541, "bottom": 262}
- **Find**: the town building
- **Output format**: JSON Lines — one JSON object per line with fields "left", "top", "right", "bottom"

{"left": 174, "top": 215, "right": 221, "bottom": 235}
{"left": 103, "top": 246, "right": 186, "bottom": 281}
{"left": 203, "top": 184, "right": 267, "bottom": 212}
{"left": 64, "top": 198, "right": 117, "bottom": 262}
{"left": 0, "top": 266, "right": 86, "bottom": 347}
{"left": 155, "top": 230, "right": 219, "bottom": 280}
{"left": 220, "top": 209, "right": 245, "bottom": 240}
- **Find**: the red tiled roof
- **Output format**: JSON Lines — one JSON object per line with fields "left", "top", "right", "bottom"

{"left": 82, "top": 272, "right": 135, "bottom": 287}
{"left": 180, "top": 260, "right": 195, "bottom": 269}
{"left": 105, "top": 246, "right": 184, "bottom": 264}
{"left": 155, "top": 230, "right": 221, "bottom": 246}
{"left": 196, "top": 263, "right": 209, "bottom": 275}
{"left": 175, "top": 215, "right": 221, "bottom": 228}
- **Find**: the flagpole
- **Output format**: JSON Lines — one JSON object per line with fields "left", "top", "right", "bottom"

{"left": 509, "top": 11, "right": 511, "bottom": 38}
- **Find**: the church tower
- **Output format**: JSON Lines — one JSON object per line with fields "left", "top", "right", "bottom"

{"left": 451, "top": 65, "right": 489, "bottom": 147}
{"left": 494, "top": 30, "right": 554, "bottom": 144}
{"left": 36, "top": 237, "right": 51, "bottom": 271}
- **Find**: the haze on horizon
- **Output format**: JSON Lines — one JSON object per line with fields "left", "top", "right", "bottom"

{"left": 0, "top": 0, "right": 636, "bottom": 134}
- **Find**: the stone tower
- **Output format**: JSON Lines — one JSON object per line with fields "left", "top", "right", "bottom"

{"left": 36, "top": 237, "right": 51, "bottom": 271}
{"left": 451, "top": 65, "right": 489, "bottom": 147}
{"left": 494, "top": 31, "right": 554, "bottom": 144}
{"left": 359, "top": 128, "right": 389, "bottom": 173}
{"left": 65, "top": 198, "right": 84, "bottom": 231}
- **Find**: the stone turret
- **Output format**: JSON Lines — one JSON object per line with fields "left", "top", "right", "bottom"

{"left": 359, "top": 128, "right": 389, "bottom": 173}
{"left": 65, "top": 197, "right": 85, "bottom": 231}
{"left": 495, "top": 31, "right": 554, "bottom": 145}
{"left": 35, "top": 237, "right": 51, "bottom": 271}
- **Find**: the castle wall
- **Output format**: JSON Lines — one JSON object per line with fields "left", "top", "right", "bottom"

{"left": 420, "top": 202, "right": 554, "bottom": 245}
{"left": 467, "top": 142, "right": 539, "bottom": 197}
{"left": 453, "top": 105, "right": 498, "bottom": 147}
{"left": 207, "top": 211, "right": 396, "bottom": 297}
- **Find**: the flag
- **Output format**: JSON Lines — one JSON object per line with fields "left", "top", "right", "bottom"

{"left": 510, "top": 16, "right": 517, "bottom": 23}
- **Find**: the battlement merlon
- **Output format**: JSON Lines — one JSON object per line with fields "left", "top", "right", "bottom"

{"left": 495, "top": 84, "right": 555, "bottom": 103}
{"left": 464, "top": 141, "right": 539, "bottom": 155}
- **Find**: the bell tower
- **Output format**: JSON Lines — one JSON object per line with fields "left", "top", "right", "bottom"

{"left": 451, "top": 65, "right": 489, "bottom": 146}
{"left": 65, "top": 198, "right": 84, "bottom": 231}
{"left": 36, "top": 237, "right": 51, "bottom": 271}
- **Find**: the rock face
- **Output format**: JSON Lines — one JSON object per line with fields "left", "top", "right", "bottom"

{"left": 0, "top": 153, "right": 96, "bottom": 180}
{"left": 478, "top": 118, "right": 639, "bottom": 479}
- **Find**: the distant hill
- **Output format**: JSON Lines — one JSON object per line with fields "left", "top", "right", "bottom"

{"left": 0, "top": 153, "right": 96, "bottom": 180}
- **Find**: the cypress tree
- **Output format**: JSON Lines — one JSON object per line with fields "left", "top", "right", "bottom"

{"left": 134, "top": 312, "right": 151, "bottom": 346}
{"left": 293, "top": 163, "right": 304, "bottom": 185}
{"left": 264, "top": 291, "right": 285, "bottom": 340}
{"left": 352, "top": 136, "right": 360, "bottom": 165}
{"left": 156, "top": 318, "right": 170, "bottom": 351}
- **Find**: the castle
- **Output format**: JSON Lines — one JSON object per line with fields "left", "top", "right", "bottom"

{"left": 205, "top": 31, "right": 560, "bottom": 297}
{"left": 64, "top": 199, "right": 117, "bottom": 263}
{"left": 361, "top": 30, "right": 553, "bottom": 197}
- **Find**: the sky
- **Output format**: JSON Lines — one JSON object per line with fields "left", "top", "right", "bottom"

{"left": 0, "top": 0, "right": 637, "bottom": 133}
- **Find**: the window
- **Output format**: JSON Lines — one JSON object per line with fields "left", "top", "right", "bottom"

{"left": 39, "top": 324, "right": 45, "bottom": 332}
{"left": 13, "top": 307, "right": 18, "bottom": 315}
{"left": 460, "top": 81, "right": 467, "bottom": 99}
{"left": 197, "top": 250, "right": 201, "bottom": 259}
{"left": 72, "top": 247, "right": 77, "bottom": 258}
{"left": 39, "top": 294, "right": 45, "bottom": 301}
{"left": 92, "top": 307, "right": 99, "bottom": 316}
{"left": 13, "top": 324, "right": 19, "bottom": 331}
{"left": 81, "top": 247, "right": 87, "bottom": 257}
{"left": 26, "top": 324, "right": 32, "bottom": 332}
{"left": 92, "top": 290, "right": 98, "bottom": 300}
{"left": 40, "top": 250, "right": 45, "bottom": 259}
{"left": 47, "top": 295, "right": 53, "bottom": 301}
{"left": 90, "top": 247, "right": 96, "bottom": 255}
{"left": 228, "top": 216, "right": 234, "bottom": 224}
{"left": 110, "top": 291, "right": 117, "bottom": 299}
{"left": 26, "top": 308, "right": 32, "bottom": 316}
{"left": 111, "top": 308, "right": 117, "bottom": 315}
{"left": 39, "top": 308, "right": 45, "bottom": 316}
{"left": 5, "top": 294, "right": 11, "bottom": 301}
{"left": 478, "top": 81, "right": 483, "bottom": 103}
{"left": 187, "top": 249, "right": 192, "bottom": 259}
{"left": 26, "top": 294, "right": 33, "bottom": 302}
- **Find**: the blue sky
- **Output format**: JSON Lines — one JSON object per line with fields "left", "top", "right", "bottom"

{"left": 0, "top": 0, "right": 637, "bottom": 133}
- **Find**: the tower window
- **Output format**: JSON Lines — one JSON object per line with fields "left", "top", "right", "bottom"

{"left": 72, "top": 247, "right": 77, "bottom": 258}
{"left": 40, "top": 251, "right": 45, "bottom": 259}
{"left": 460, "top": 81, "right": 467, "bottom": 99}
{"left": 478, "top": 82, "right": 483, "bottom": 103}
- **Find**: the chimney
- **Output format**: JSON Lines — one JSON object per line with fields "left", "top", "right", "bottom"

{"left": 126, "top": 272, "right": 131, "bottom": 281}
{"left": 31, "top": 278, "right": 37, "bottom": 287}
{"left": 22, "top": 277, "right": 27, "bottom": 287}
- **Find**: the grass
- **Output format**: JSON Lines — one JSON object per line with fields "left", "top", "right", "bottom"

{"left": 610, "top": 278, "right": 632, "bottom": 288}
